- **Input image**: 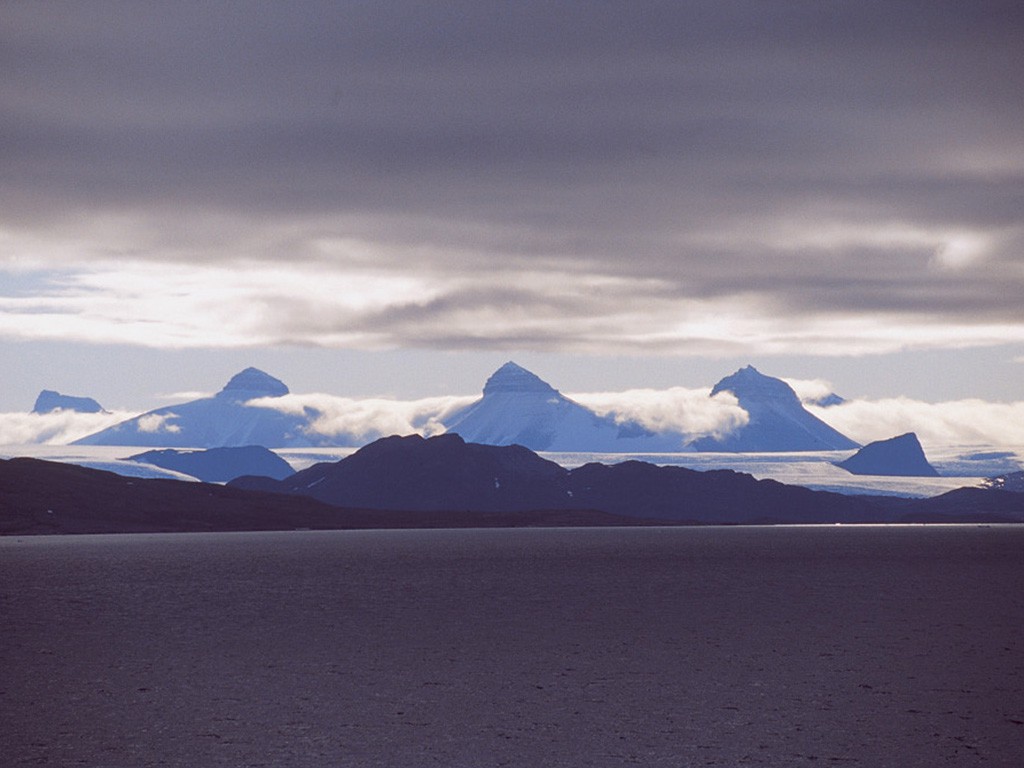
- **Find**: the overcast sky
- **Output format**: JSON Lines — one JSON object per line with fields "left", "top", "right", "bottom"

{"left": 2, "top": 1, "right": 1022, "bottom": 410}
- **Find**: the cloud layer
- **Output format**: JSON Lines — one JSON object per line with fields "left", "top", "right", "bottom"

{"left": 0, "top": 410, "right": 138, "bottom": 446}
{"left": 248, "top": 393, "right": 475, "bottom": 444}
{"left": 1, "top": 3, "right": 1022, "bottom": 358}
{"left": 3, "top": 389, "right": 1022, "bottom": 450}
{"left": 806, "top": 399, "right": 1024, "bottom": 450}
{"left": 573, "top": 388, "right": 748, "bottom": 441}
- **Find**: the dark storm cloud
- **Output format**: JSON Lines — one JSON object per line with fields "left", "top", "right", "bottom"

{"left": 1, "top": 1, "right": 1022, "bottom": 352}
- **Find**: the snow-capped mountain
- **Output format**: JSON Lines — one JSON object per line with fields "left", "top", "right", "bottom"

{"left": 441, "top": 362, "right": 688, "bottom": 452}
{"left": 835, "top": 433, "right": 939, "bottom": 477}
{"left": 32, "top": 390, "right": 105, "bottom": 414}
{"left": 73, "top": 368, "right": 321, "bottom": 448}
{"left": 689, "top": 366, "right": 860, "bottom": 452}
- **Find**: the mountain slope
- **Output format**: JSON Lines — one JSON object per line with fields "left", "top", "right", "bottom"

{"left": 689, "top": 366, "right": 859, "bottom": 452}
{"left": 74, "top": 368, "right": 321, "bottom": 448}
{"left": 442, "top": 362, "right": 686, "bottom": 452}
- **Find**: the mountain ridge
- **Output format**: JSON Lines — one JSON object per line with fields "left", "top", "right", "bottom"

{"left": 4, "top": 437, "right": 1022, "bottom": 535}
{"left": 0, "top": 456, "right": 664, "bottom": 535}
{"left": 231, "top": 433, "right": 1024, "bottom": 525}
{"left": 54, "top": 361, "right": 864, "bottom": 455}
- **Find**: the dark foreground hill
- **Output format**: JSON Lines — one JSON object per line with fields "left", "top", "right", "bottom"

{"left": 5, "top": 436, "right": 1024, "bottom": 535}
{"left": 0, "top": 457, "right": 650, "bottom": 535}
{"left": 233, "top": 433, "right": 877, "bottom": 524}
{"left": 232, "top": 434, "right": 1024, "bottom": 525}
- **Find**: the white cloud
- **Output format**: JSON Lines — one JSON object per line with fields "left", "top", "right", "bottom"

{"left": 0, "top": 410, "right": 137, "bottom": 445}
{"left": 0, "top": 255, "right": 447, "bottom": 349}
{"left": 137, "top": 413, "right": 181, "bottom": 434}
{"left": 3, "top": 230, "right": 1024, "bottom": 359}
{"left": 158, "top": 391, "right": 214, "bottom": 402}
{"left": 571, "top": 387, "right": 749, "bottom": 440}
{"left": 248, "top": 393, "right": 476, "bottom": 443}
{"left": 571, "top": 386, "right": 1024, "bottom": 449}
{"left": 782, "top": 377, "right": 838, "bottom": 404}
{"left": 252, "top": 387, "right": 749, "bottom": 444}
{"left": 578, "top": 389, "right": 1024, "bottom": 450}
{"left": 1, "top": 2, "right": 1023, "bottom": 373}
{"left": 213, "top": 387, "right": 1024, "bottom": 451}
{"left": 806, "top": 398, "right": 1024, "bottom": 449}
{"left": 3, "top": 383, "right": 1022, "bottom": 455}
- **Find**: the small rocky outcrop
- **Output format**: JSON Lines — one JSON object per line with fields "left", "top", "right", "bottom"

{"left": 835, "top": 433, "right": 939, "bottom": 477}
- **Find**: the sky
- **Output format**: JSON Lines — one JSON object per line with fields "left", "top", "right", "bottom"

{"left": 2, "top": 2, "right": 1023, "bottom": 427}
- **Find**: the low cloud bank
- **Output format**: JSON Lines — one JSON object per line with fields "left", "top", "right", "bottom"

{"left": 248, "top": 393, "right": 476, "bottom": 444}
{"left": 0, "top": 410, "right": 138, "bottom": 445}
{"left": 4, "top": 390, "right": 1022, "bottom": 451}
{"left": 253, "top": 388, "right": 749, "bottom": 445}
{"left": 806, "top": 399, "right": 1024, "bottom": 450}
{"left": 571, "top": 388, "right": 749, "bottom": 442}
{"left": 271, "top": 388, "right": 1024, "bottom": 450}
{"left": 784, "top": 377, "right": 840, "bottom": 405}
{"left": 136, "top": 413, "right": 181, "bottom": 434}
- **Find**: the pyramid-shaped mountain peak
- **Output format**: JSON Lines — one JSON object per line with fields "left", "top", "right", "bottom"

{"left": 692, "top": 365, "right": 859, "bottom": 452}
{"left": 442, "top": 362, "right": 685, "bottom": 452}
{"left": 218, "top": 367, "right": 289, "bottom": 398}
{"left": 710, "top": 365, "right": 799, "bottom": 404}
{"left": 482, "top": 361, "right": 557, "bottom": 395}
{"left": 76, "top": 366, "right": 310, "bottom": 448}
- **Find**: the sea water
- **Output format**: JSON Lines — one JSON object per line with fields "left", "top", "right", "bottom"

{"left": 3, "top": 526, "right": 1023, "bottom": 767}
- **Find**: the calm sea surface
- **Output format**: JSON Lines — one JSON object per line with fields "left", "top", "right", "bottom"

{"left": 3, "top": 525, "right": 1023, "bottom": 767}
